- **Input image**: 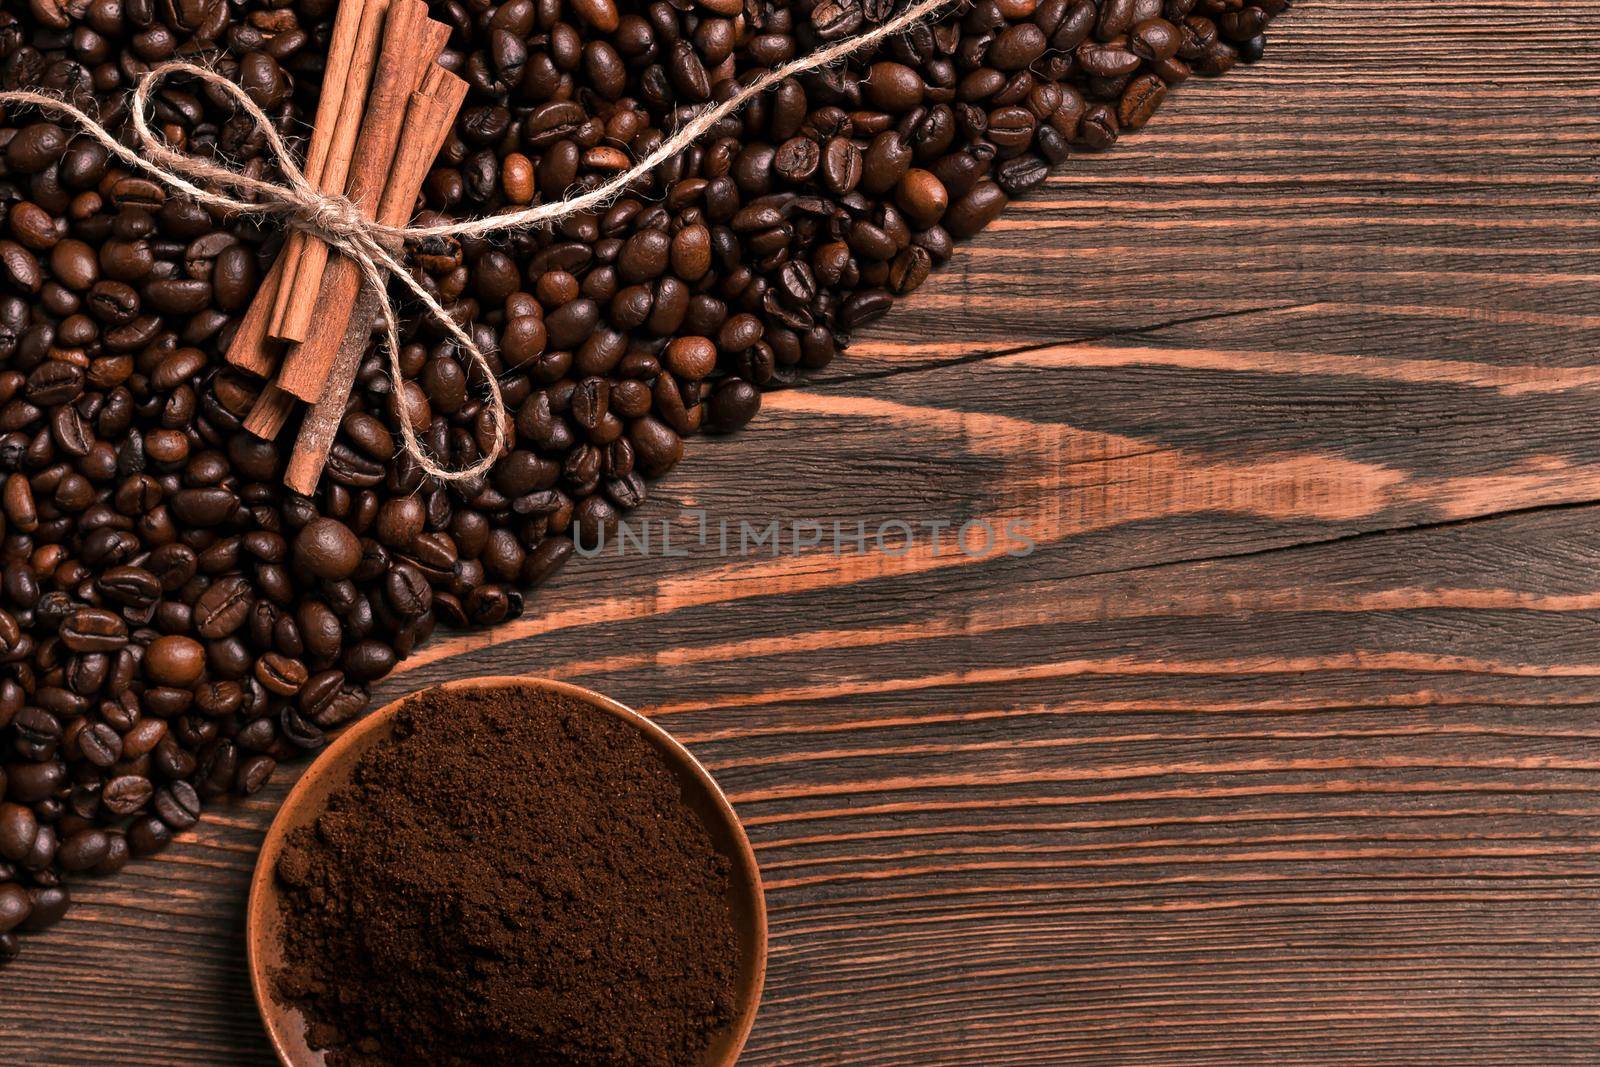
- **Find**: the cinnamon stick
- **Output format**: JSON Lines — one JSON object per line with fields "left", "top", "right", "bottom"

{"left": 263, "top": 0, "right": 370, "bottom": 338}
{"left": 223, "top": 252, "right": 288, "bottom": 376}
{"left": 240, "top": 381, "right": 297, "bottom": 439}
{"left": 283, "top": 73, "right": 469, "bottom": 494}
{"left": 273, "top": 287, "right": 381, "bottom": 491}
{"left": 268, "top": 0, "right": 390, "bottom": 342}
{"left": 246, "top": 66, "right": 462, "bottom": 444}
{"left": 271, "top": 1, "right": 447, "bottom": 403}
{"left": 224, "top": 0, "right": 382, "bottom": 375}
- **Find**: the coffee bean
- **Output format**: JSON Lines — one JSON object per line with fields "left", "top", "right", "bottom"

{"left": 59, "top": 608, "right": 127, "bottom": 653}
{"left": 0, "top": 242, "right": 41, "bottom": 294}
{"left": 888, "top": 245, "right": 934, "bottom": 295}
{"left": 1132, "top": 17, "right": 1182, "bottom": 61}
{"left": 86, "top": 280, "right": 139, "bottom": 324}
{"left": 545, "top": 298, "right": 600, "bottom": 349}
{"left": 997, "top": 155, "right": 1051, "bottom": 195}
{"left": 126, "top": 816, "right": 171, "bottom": 857}
{"left": 293, "top": 519, "right": 362, "bottom": 581}
{"left": 0, "top": 884, "right": 31, "bottom": 933}
{"left": 708, "top": 379, "right": 761, "bottom": 432}
{"left": 618, "top": 229, "right": 670, "bottom": 283}
{"left": 945, "top": 181, "right": 1011, "bottom": 238}
{"left": 255, "top": 653, "right": 308, "bottom": 697}
{"left": 89, "top": 834, "right": 129, "bottom": 877}
{"left": 48, "top": 239, "right": 98, "bottom": 290}
{"left": 774, "top": 137, "right": 822, "bottom": 183}
{"left": 384, "top": 564, "right": 433, "bottom": 620}
{"left": 343, "top": 641, "right": 397, "bottom": 684}
{"left": 235, "top": 753, "right": 276, "bottom": 796}
{"left": 76, "top": 723, "right": 121, "bottom": 768}
{"left": 101, "top": 775, "right": 153, "bottom": 817}
{"left": 669, "top": 224, "right": 712, "bottom": 281}
{"left": 151, "top": 781, "right": 202, "bottom": 832}
{"left": 66, "top": 655, "right": 110, "bottom": 696}
{"left": 9, "top": 203, "right": 59, "bottom": 251}
{"left": 665, "top": 336, "right": 718, "bottom": 380}
{"left": 895, "top": 169, "right": 950, "bottom": 228}
{"left": 865, "top": 62, "right": 924, "bottom": 110}
{"left": 194, "top": 576, "right": 253, "bottom": 639}
{"left": 169, "top": 486, "right": 238, "bottom": 526}
{"left": 629, "top": 416, "right": 684, "bottom": 477}
{"left": 991, "top": 23, "right": 1048, "bottom": 69}
{"left": 6, "top": 124, "right": 68, "bottom": 175}
{"left": 0, "top": 805, "right": 39, "bottom": 863}
{"left": 17, "top": 885, "right": 65, "bottom": 931}
{"left": 146, "top": 635, "right": 206, "bottom": 687}
{"left": 1118, "top": 72, "right": 1169, "bottom": 129}
{"left": 212, "top": 245, "right": 257, "bottom": 311}
{"left": 57, "top": 831, "right": 109, "bottom": 873}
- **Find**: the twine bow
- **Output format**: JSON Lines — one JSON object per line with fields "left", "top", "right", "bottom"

{"left": 0, "top": 0, "right": 952, "bottom": 485}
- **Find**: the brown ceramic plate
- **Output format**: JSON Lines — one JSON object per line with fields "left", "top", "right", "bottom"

{"left": 246, "top": 676, "right": 767, "bottom": 1067}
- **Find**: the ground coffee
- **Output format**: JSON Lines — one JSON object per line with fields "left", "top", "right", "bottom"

{"left": 273, "top": 683, "right": 739, "bottom": 1067}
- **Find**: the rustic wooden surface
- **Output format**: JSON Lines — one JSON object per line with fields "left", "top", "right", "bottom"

{"left": 6, "top": 2, "right": 1600, "bottom": 1063}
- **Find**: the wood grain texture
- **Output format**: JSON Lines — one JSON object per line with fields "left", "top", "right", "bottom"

{"left": 5, "top": 2, "right": 1600, "bottom": 1063}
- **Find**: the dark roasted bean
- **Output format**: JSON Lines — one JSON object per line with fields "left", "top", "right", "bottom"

{"left": 101, "top": 775, "right": 153, "bottom": 817}
{"left": 293, "top": 519, "right": 362, "bottom": 581}
{"left": 59, "top": 608, "right": 127, "bottom": 653}
{"left": 0, "top": 805, "right": 38, "bottom": 863}
{"left": 145, "top": 634, "right": 204, "bottom": 687}
{"left": 0, "top": 884, "right": 31, "bottom": 933}
{"left": 255, "top": 653, "right": 308, "bottom": 697}
{"left": 193, "top": 576, "right": 253, "bottom": 639}
{"left": 57, "top": 831, "right": 109, "bottom": 873}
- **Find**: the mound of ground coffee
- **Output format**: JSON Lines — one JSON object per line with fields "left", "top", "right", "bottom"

{"left": 272, "top": 684, "right": 739, "bottom": 1067}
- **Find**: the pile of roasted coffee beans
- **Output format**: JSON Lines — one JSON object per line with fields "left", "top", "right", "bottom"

{"left": 0, "top": 0, "right": 1286, "bottom": 955}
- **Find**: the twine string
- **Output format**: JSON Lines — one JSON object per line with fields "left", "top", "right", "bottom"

{"left": 0, "top": 0, "right": 953, "bottom": 484}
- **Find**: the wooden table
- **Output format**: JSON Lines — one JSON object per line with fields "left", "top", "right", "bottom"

{"left": 6, "top": 2, "right": 1600, "bottom": 1062}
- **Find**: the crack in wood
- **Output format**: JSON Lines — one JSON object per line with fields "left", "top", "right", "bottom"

{"left": 801, "top": 301, "right": 1322, "bottom": 391}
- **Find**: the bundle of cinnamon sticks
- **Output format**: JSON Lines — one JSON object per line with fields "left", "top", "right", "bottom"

{"left": 226, "top": 0, "right": 467, "bottom": 495}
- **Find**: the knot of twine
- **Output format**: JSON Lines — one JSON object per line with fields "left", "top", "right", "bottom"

{"left": 0, "top": 0, "right": 951, "bottom": 485}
